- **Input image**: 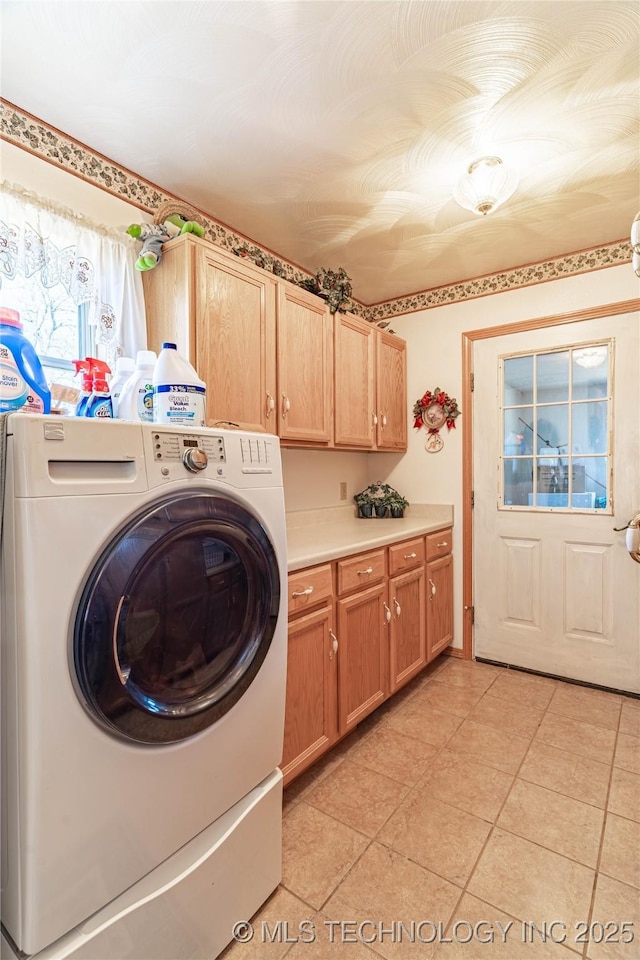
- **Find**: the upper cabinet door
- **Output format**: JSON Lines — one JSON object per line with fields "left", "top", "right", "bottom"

{"left": 195, "top": 246, "right": 277, "bottom": 432}
{"left": 277, "top": 285, "right": 333, "bottom": 444}
{"left": 376, "top": 331, "right": 407, "bottom": 451}
{"left": 334, "top": 313, "right": 376, "bottom": 448}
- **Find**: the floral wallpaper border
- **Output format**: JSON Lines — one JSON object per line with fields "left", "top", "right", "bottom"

{"left": 1, "top": 100, "right": 631, "bottom": 322}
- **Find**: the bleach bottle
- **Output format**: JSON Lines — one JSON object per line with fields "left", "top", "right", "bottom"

{"left": 117, "top": 350, "right": 156, "bottom": 422}
{"left": 0, "top": 307, "right": 51, "bottom": 414}
{"left": 153, "top": 342, "right": 206, "bottom": 427}
{"left": 85, "top": 360, "right": 113, "bottom": 418}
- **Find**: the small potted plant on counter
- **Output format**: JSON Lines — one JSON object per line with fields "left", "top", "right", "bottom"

{"left": 387, "top": 492, "right": 409, "bottom": 518}
{"left": 354, "top": 491, "right": 374, "bottom": 518}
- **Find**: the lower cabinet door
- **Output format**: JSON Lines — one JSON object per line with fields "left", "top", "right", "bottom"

{"left": 426, "top": 553, "right": 453, "bottom": 661}
{"left": 337, "top": 583, "right": 388, "bottom": 734}
{"left": 281, "top": 605, "right": 338, "bottom": 785}
{"left": 389, "top": 566, "right": 426, "bottom": 693}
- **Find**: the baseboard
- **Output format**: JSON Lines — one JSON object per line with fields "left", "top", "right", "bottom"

{"left": 443, "top": 646, "right": 464, "bottom": 659}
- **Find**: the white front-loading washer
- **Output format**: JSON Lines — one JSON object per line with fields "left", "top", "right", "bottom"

{"left": 0, "top": 414, "right": 288, "bottom": 959}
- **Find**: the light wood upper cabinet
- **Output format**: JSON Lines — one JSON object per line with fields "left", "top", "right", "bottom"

{"left": 376, "top": 331, "right": 407, "bottom": 450}
{"left": 277, "top": 284, "right": 333, "bottom": 444}
{"left": 144, "top": 236, "right": 277, "bottom": 432}
{"left": 334, "top": 312, "right": 376, "bottom": 447}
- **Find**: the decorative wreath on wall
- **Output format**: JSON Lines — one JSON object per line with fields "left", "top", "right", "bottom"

{"left": 413, "top": 388, "right": 460, "bottom": 452}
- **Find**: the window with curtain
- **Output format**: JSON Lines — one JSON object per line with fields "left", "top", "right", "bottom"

{"left": 0, "top": 181, "right": 147, "bottom": 390}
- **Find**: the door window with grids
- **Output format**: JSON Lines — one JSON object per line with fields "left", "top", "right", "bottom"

{"left": 500, "top": 342, "right": 611, "bottom": 512}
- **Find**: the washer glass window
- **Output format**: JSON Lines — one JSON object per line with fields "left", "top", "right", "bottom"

{"left": 73, "top": 492, "right": 281, "bottom": 744}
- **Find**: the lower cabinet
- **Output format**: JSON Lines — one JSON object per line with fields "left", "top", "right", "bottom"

{"left": 280, "top": 604, "right": 338, "bottom": 785}
{"left": 426, "top": 553, "right": 454, "bottom": 661}
{"left": 389, "top": 565, "right": 426, "bottom": 693}
{"left": 282, "top": 527, "right": 453, "bottom": 786}
{"left": 336, "top": 582, "right": 388, "bottom": 735}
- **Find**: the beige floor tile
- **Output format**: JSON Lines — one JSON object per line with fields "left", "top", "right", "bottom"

{"left": 608, "top": 767, "right": 640, "bottom": 822}
{"left": 587, "top": 874, "right": 640, "bottom": 960}
{"left": 519, "top": 741, "right": 610, "bottom": 808}
{"left": 412, "top": 679, "right": 485, "bottom": 717}
{"left": 446, "top": 719, "right": 531, "bottom": 775}
{"left": 281, "top": 802, "right": 369, "bottom": 909}
{"left": 219, "top": 886, "right": 313, "bottom": 960}
{"left": 619, "top": 699, "right": 640, "bottom": 737}
{"left": 324, "top": 842, "right": 461, "bottom": 960}
{"left": 468, "top": 828, "right": 594, "bottom": 929}
{"left": 385, "top": 698, "right": 463, "bottom": 748}
{"left": 433, "top": 893, "right": 579, "bottom": 959}
{"left": 420, "top": 750, "right": 514, "bottom": 822}
{"left": 614, "top": 732, "right": 640, "bottom": 775}
{"left": 345, "top": 727, "right": 440, "bottom": 786}
{"left": 305, "top": 759, "right": 409, "bottom": 837}
{"left": 286, "top": 911, "right": 380, "bottom": 959}
{"left": 534, "top": 713, "right": 616, "bottom": 764}
{"left": 379, "top": 791, "right": 491, "bottom": 887}
{"left": 548, "top": 685, "right": 622, "bottom": 732}
{"left": 435, "top": 660, "right": 502, "bottom": 693}
{"left": 600, "top": 814, "right": 640, "bottom": 889}
{"left": 485, "top": 671, "right": 557, "bottom": 710}
{"left": 468, "top": 694, "right": 546, "bottom": 740}
{"left": 497, "top": 778, "right": 604, "bottom": 867}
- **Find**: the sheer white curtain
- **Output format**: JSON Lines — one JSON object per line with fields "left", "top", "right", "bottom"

{"left": 0, "top": 181, "right": 146, "bottom": 365}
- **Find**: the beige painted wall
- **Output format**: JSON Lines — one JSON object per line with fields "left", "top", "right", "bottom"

{"left": 378, "top": 262, "right": 640, "bottom": 648}
{"left": 281, "top": 448, "right": 370, "bottom": 512}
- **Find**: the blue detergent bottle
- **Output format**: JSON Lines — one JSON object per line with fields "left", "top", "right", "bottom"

{"left": 0, "top": 307, "right": 51, "bottom": 414}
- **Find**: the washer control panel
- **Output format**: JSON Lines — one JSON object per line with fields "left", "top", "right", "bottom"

{"left": 152, "top": 431, "right": 226, "bottom": 465}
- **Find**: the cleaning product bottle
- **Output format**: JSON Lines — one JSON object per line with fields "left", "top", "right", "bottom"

{"left": 0, "top": 307, "right": 51, "bottom": 414}
{"left": 117, "top": 350, "right": 156, "bottom": 422}
{"left": 85, "top": 360, "right": 113, "bottom": 418}
{"left": 72, "top": 358, "right": 94, "bottom": 417}
{"left": 153, "top": 342, "right": 206, "bottom": 427}
{"left": 109, "top": 356, "right": 135, "bottom": 418}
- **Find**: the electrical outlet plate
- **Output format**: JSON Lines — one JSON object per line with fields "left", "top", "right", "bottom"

{"left": 339, "top": 482, "right": 347, "bottom": 501}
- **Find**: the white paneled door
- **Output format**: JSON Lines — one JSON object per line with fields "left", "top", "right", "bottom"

{"left": 473, "top": 310, "right": 640, "bottom": 693}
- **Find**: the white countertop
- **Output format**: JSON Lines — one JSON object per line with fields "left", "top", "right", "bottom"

{"left": 286, "top": 504, "right": 454, "bottom": 571}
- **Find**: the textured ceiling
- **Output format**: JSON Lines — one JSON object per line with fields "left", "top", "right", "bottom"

{"left": 2, "top": 1, "right": 639, "bottom": 303}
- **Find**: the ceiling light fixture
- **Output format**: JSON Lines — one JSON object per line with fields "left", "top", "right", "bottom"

{"left": 453, "top": 156, "right": 518, "bottom": 216}
{"left": 574, "top": 347, "right": 607, "bottom": 369}
{"left": 631, "top": 211, "right": 640, "bottom": 278}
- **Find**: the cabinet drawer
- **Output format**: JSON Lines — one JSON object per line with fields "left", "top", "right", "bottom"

{"left": 426, "top": 528, "right": 452, "bottom": 561}
{"left": 288, "top": 564, "right": 333, "bottom": 616}
{"left": 337, "top": 549, "right": 386, "bottom": 596}
{"left": 388, "top": 537, "right": 425, "bottom": 576}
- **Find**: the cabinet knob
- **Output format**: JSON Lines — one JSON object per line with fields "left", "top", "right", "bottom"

{"left": 329, "top": 629, "right": 338, "bottom": 659}
{"left": 429, "top": 578, "right": 436, "bottom": 599}
{"left": 281, "top": 394, "right": 290, "bottom": 418}
{"left": 436, "top": 541, "right": 448, "bottom": 548}
{"left": 393, "top": 597, "right": 401, "bottom": 619}
{"left": 403, "top": 552, "right": 417, "bottom": 560}
{"left": 383, "top": 602, "right": 391, "bottom": 624}
{"left": 357, "top": 566, "right": 374, "bottom": 576}
{"left": 292, "top": 585, "right": 314, "bottom": 598}
{"left": 380, "top": 412, "right": 387, "bottom": 428}
{"left": 372, "top": 412, "right": 378, "bottom": 426}
{"left": 266, "top": 392, "right": 275, "bottom": 418}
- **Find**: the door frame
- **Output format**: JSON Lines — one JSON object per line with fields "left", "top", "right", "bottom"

{"left": 460, "top": 298, "right": 640, "bottom": 660}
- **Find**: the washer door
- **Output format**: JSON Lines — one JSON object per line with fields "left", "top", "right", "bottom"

{"left": 73, "top": 492, "right": 281, "bottom": 744}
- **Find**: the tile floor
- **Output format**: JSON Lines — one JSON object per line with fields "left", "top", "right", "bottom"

{"left": 222, "top": 658, "right": 640, "bottom": 960}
